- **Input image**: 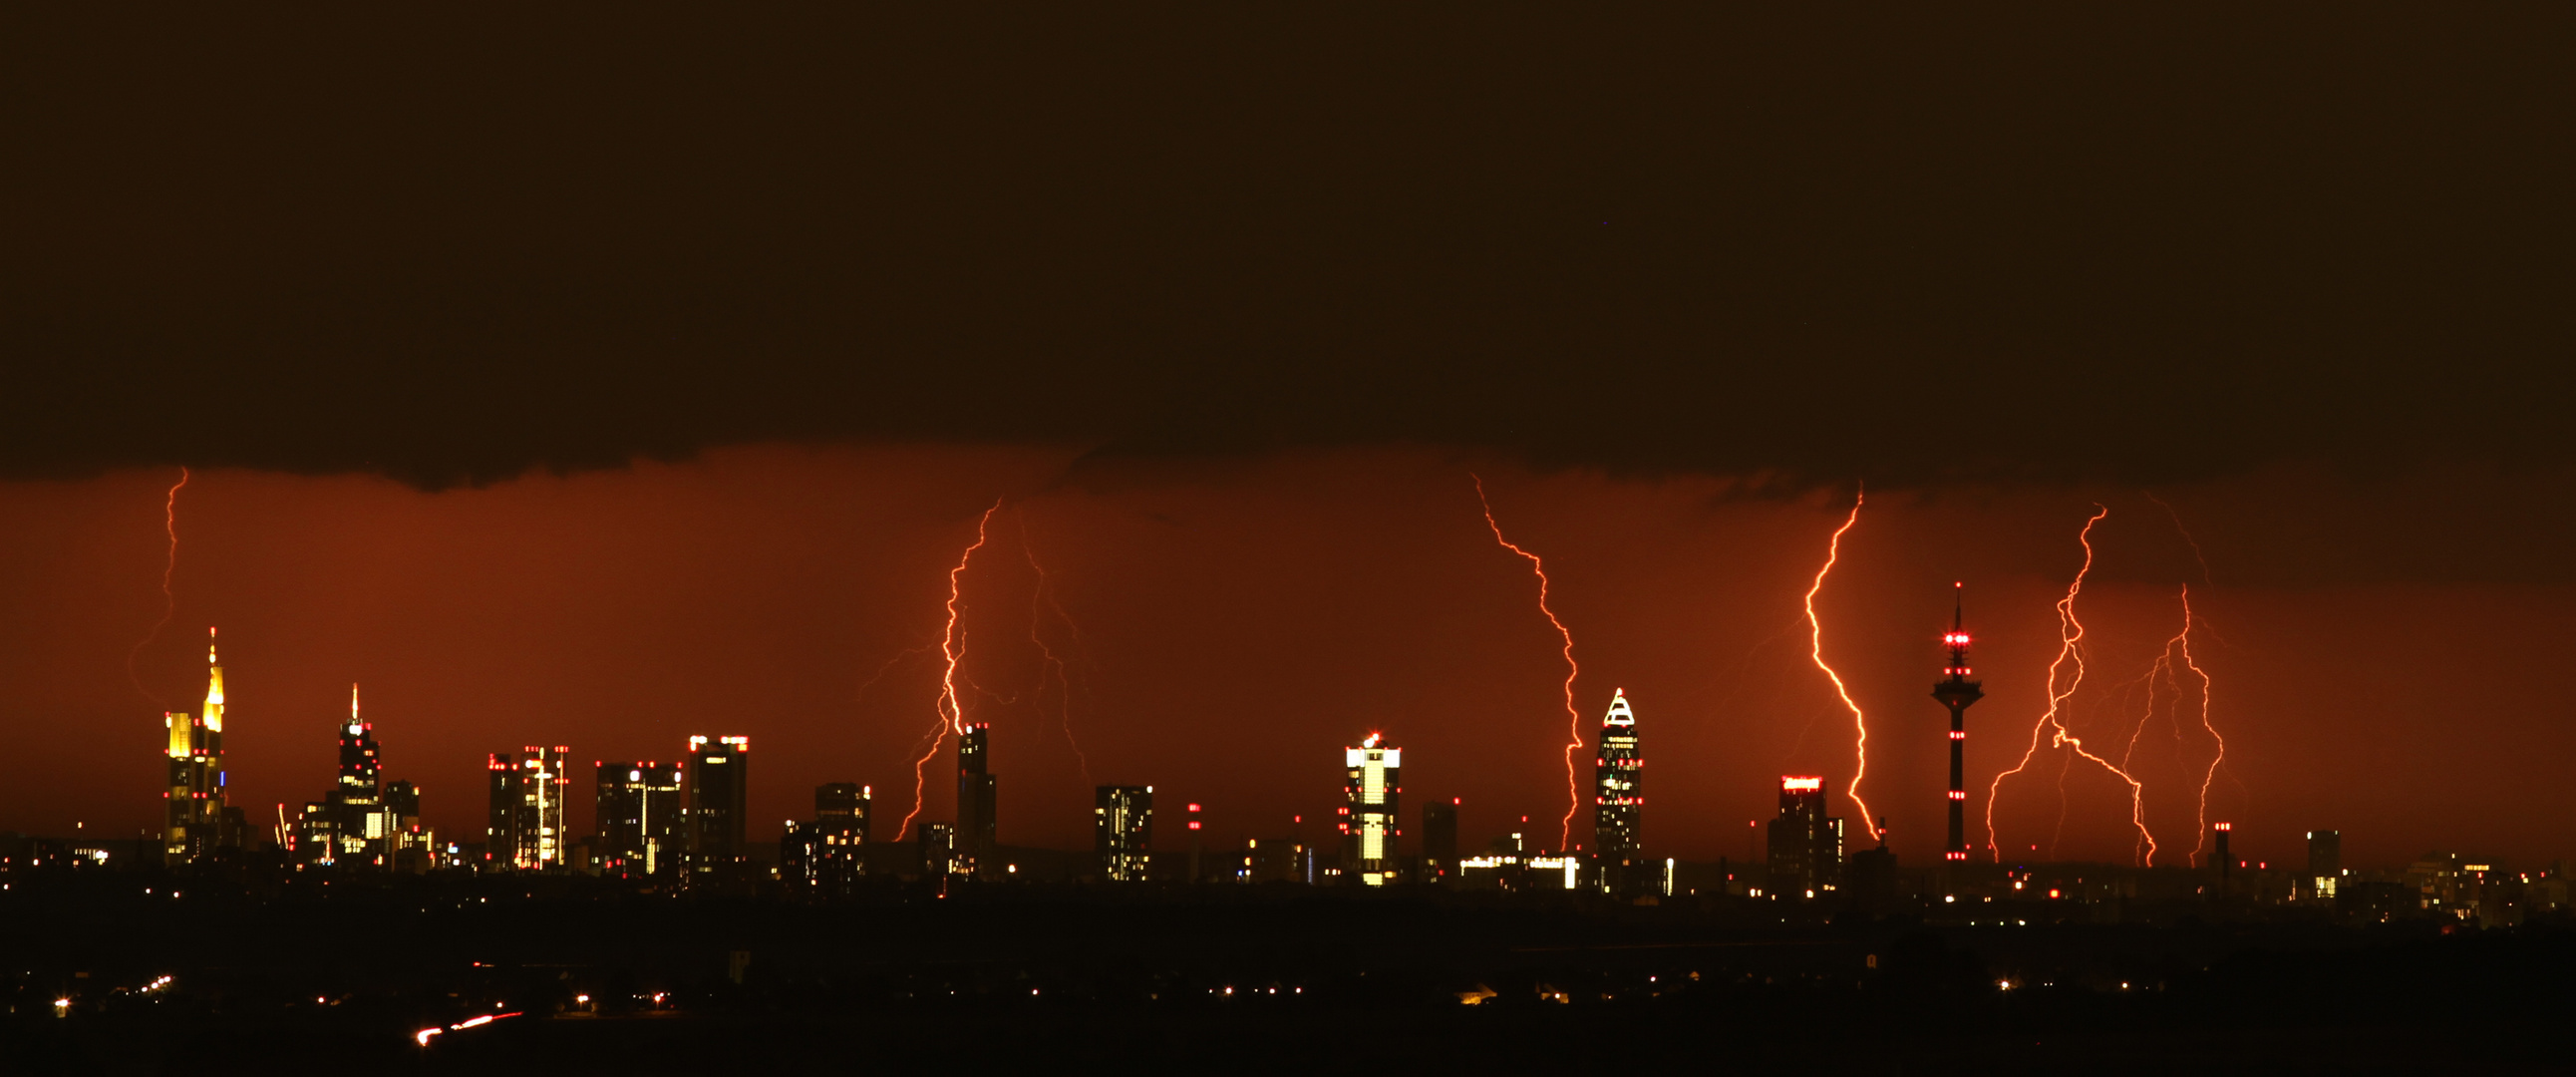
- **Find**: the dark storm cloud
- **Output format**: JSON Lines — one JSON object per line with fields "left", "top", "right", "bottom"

{"left": 2, "top": 6, "right": 2566, "bottom": 489}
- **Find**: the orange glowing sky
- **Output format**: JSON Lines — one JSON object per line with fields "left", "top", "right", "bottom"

{"left": 4, "top": 446, "right": 2572, "bottom": 871}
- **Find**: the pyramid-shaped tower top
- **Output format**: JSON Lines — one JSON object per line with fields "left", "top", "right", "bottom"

{"left": 1601, "top": 687, "right": 1635, "bottom": 727}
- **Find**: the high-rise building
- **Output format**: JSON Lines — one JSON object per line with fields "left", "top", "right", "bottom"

{"left": 807, "top": 782, "right": 869, "bottom": 893}
{"left": 2212, "top": 822, "right": 2233, "bottom": 884}
{"left": 328, "top": 684, "right": 395, "bottom": 868}
{"left": 486, "top": 752, "right": 527, "bottom": 871}
{"left": 596, "top": 761, "right": 684, "bottom": 878}
{"left": 2307, "top": 830, "right": 2342, "bottom": 900}
{"left": 1767, "top": 776, "right": 1843, "bottom": 898}
{"left": 918, "top": 821, "right": 957, "bottom": 879}
{"left": 162, "top": 628, "right": 236, "bottom": 866}
{"left": 1423, "top": 800, "right": 1459, "bottom": 884}
{"left": 1341, "top": 734, "right": 1402, "bottom": 887}
{"left": 686, "top": 735, "right": 750, "bottom": 875}
{"left": 384, "top": 779, "right": 435, "bottom": 874}
{"left": 1095, "top": 785, "right": 1152, "bottom": 882}
{"left": 956, "top": 723, "right": 997, "bottom": 878}
{"left": 520, "top": 746, "right": 570, "bottom": 871}
{"left": 1592, "top": 689, "right": 1644, "bottom": 895}
{"left": 1931, "top": 584, "right": 1985, "bottom": 863}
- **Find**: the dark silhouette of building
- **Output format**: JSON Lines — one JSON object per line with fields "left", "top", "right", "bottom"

{"left": 2212, "top": 822, "right": 2234, "bottom": 886}
{"left": 686, "top": 735, "right": 749, "bottom": 877}
{"left": 596, "top": 761, "right": 683, "bottom": 878}
{"left": 2308, "top": 829, "right": 2343, "bottom": 899}
{"left": 1592, "top": 689, "right": 1644, "bottom": 895}
{"left": 1847, "top": 817, "right": 1897, "bottom": 910}
{"left": 918, "top": 821, "right": 956, "bottom": 879}
{"left": 1767, "top": 776, "right": 1843, "bottom": 898}
{"left": 1095, "top": 785, "right": 1151, "bottom": 882}
{"left": 485, "top": 752, "right": 526, "bottom": 871}
{"left": 1423, "top": 799, "right": 1458, "bottom": 884}
{"left": 956, "top": 723, "right": 997, "bottom": 878}
{"left": 1341, "top": 734, "right": 1402, "bottom": 886}
{"left": 1931, "top": 584, "right": 1984, "bottom": 863}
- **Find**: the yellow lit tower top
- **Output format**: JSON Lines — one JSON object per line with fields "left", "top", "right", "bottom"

{"left": 203, "top": 626, "right": 224, "bottom": 733}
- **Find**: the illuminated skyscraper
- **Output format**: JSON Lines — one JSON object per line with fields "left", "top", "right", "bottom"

{"left": 809, "top": 782, "right": 869, "bottom": 893}
{"left": 596, "top": 761, "right": 684, "bottom": 878}
{"left": 1095, "top": 786, "right": 1152, "bottom": 882}
{"left": 956, "top": 723, "right": 997, "bottom": 878}
{"left": 686, "top": 735, "right": 750, "bottom": 875}
{"left": 1341, "top": 734, "right": 1402, "bottom": 887}
{"left": 1592, "top": 689, "right": 1643, "bottom": 895}
{"left": 161, "top": 628, "right": 235, "bottom": 866}
{"left": 520, "top": 746, "right": 570, "bottom": 870}
{"left": 1767, "top": 776, "right": 1844, "bottom": 898}
{"left": 918, "top": 821, "right": 957, "bottom": 879}
{"left": 330, "top": 684, "right": 394, "bottom": 868}
{"left": 1931, "top": 584, "right": 1984, "bottom": 863}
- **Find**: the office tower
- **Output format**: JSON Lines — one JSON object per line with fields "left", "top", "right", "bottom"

{"left": 1095, "top": 786, "right": 1152, "bottom": 882}
{"left": 512, "top": 746, "right": 571, "bottom": 871}
{"left": 486, "top": 752, "right": 527, "bottom": 871}
{"left": 810, "top": 782, "right": 870, "bottom": 893}
{"left": 162, "top": 628, "right": 235, "bottom": 866}
{"left": 324, "top": 685, "right": 396, "bottom": 869}
{"left": 1592, "top": 689, "right": 1643, "bottom": 895}
{"left": 2307, "top": 830, "right": 2342, "bottom": 899}
{"left": 596, "top": 761, "right": 685, "bottom": 878}
{"left": 2212, "top": 822, "right": 2233, "bottom": 883}
{"left": 1931, "top": 585, "right": 1985, "bottom": 863}
{"left": 1341, "top": 734, "right": 1402, "bottom": 887}
{"left": 385, "top": 779, "right": 435, "bottom": 874}
{"left": 1767, "top": 776, "right": 1844, "bottom": 897}
{"left": 686, "top": 736, "right": 750, "bottom": 874}
{"left": 918, "top": 821, "right": 957, "bottom": 879}
{"left": 1423, "top": 800, "right": 1459, "bottom": 884}
{"left": 956, "top": 723, "right": 997, "bottom": 878}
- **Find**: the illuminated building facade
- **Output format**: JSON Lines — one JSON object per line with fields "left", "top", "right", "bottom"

{"left": 1930, "top": 585, "right": 1984, "bottom": 863}
{"left": 686, "top": 736, "right": 750, "bottom": 874}
{"left": 1592, "top": 689, "right": 1643, "bottom": 895}
{"left": 956, "top": 723, "right": 997, "bottom": 878}
{"left": 161, "top": 628, "right": 239, "bottom": 866}
{"left": 1095, "top": 785, "right": 1152, "bottom": 882}
{"left": 2308, "top": 830, "right": 2343, "bottom": 899}
{"left": 326, "top": 685, "right": 396, "bottom": 868}
{"left": 1423, "top": 800, "right": 1458, "bottom": 884}
{"left": 1767, "top": 776, "right": 1843, "bottom": 898}
{"left": 595, "top": 761, "right": 684, "bottom": 878}
{"left": 1341, "top": 734, "right": 1402, "bottom": 887}
{"left": 798, "top": 782, "right": 869, "bottom": 894}
{"left": 385, "top": 780, "right": 436, "bottom": 874}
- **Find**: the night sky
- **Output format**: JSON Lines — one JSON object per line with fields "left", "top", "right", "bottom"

{"left": 1, "top": 8, "right": 2568, "bottom": 869}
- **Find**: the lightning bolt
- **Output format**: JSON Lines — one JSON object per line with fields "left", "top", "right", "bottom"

{"left": 1018, "top": 513, "right": 1093, "bottom": 786}
{"left": 896, "top": 499, "right": 1001, "bottom": 842}
{"left": 1471, "top": 475, "right": 1582, "bottom": 853}
{"left": 2144, "top": 496, "right": 2234, "bottom": 868}
{"left": 124, "top": 467, "right": 190, "bottom": 706}
{"left": 1983, "top": 507, "right": 2158, "bottom": 866}
{"left": 2175, "top": 584, "right": 2225, "bottom": 868}
{"left": 1802, "top": 490, "right": 1880, "bottom": 842}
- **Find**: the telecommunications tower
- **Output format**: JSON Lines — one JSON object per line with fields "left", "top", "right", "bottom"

{"left": 1931, "top": 583, "right": 1984, "bottom": 862}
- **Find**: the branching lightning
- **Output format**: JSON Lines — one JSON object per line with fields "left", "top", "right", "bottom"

{"left": 1802, "top": 490, "right": 1880, "bottom": 842}
{"left": 1471, "top": 475, "right": 1583, "bottom": 852}
{"left": 1018, "top": 514, "right": 1093, "bottom": 786}
{"left": 1983, "top": 507, "right": 2159, "bottom": 866}
{"left": 124, "top": 467, "right": 190, "bottom": 707}
{"left": 897, "top": 499, "right": 1001, "bottom": 842}
{"left": 2175, "top": 584, "right": 2225, "bottom": 867}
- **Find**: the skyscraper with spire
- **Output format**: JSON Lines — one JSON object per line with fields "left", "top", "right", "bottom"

{"left": 162, "top": 627, "right": 235, "bottom": 867}
{"left": 1932, "top": 583, "right": 1984, "bottom": 863}
{"left": 1591, "top": 688, "right": 1644, "bottom": 895}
